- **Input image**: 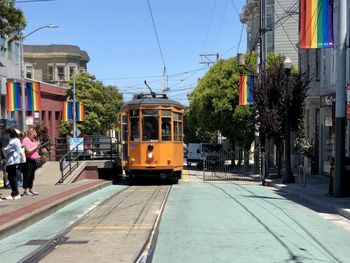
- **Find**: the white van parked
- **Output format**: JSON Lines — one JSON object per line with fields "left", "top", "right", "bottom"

{"left": 187, "top": 143, "right": 225, "bottom": 167}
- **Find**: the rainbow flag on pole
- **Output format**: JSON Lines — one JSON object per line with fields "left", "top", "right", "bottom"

{"left": 26, "top": 82, "right": 41, "bottom": 111}
{"left": 239, "top": 75, "right": 254, "bottom": 106}
{"left": 6, "top": 82, "right": 21, "bottom": 111}
{"left": 300, "top": 0, "right": 334, "bottom": 48}
{"left": 62, "top": 101, "right": 73, "bottom": 121}
{"left": 62, "top": 101, "right": 85, "bottom": 121}
{"left": 76, "top": 101, "right": 85, "bottom": 121}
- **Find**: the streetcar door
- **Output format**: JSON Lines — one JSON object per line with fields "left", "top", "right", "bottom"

{"left": 120, "top": 113, "right": 128, "bottom": 165}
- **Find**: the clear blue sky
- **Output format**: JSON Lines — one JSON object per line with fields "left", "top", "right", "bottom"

{"left": 17, "top": 0, "right": 246, "bottom": 105}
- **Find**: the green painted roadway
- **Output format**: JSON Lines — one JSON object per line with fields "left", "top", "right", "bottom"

{"left": 152, "top": 182, "right": 350, "bottom": 263}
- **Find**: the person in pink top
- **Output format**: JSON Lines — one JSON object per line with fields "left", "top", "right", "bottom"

{"left": 22, "top": 127, "right": 41, "bottom": 196}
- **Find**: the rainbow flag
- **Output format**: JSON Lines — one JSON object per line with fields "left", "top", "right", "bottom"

{"left": 6, "top": 82, "right": 21, "bottom": 111}
{"left": 300, "top": 0, "right": 334, "bottom": 48}
{"left": 62, "top": 101, "right": 85, "bottom": 122}
{"left": 26, "top": 82, "right": 41, "bottom": 111}
{"left": 239, "top": 75, "right": 254, "bottom": 106}
{"left": 62, "top": 101, "right": 73, "bottom": 121}
{"left": 76, "top": 101, "right": 85, "bottom": 121}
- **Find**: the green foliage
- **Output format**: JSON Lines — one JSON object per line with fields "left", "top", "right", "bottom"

{"left": 186, "top": 54, "right": 256, "bottom": 148}
{"left": 60, "top": 72, "right": 124, "bottom": 136}
{"left": 254, "top": 53, "right": 310, "bottom": 140}
{"left": 0, "top": 0, "right": 26, "bottom": 38}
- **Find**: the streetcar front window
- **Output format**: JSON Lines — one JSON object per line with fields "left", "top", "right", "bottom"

{"left": 142, "top": 116, "right": 159, "bottom": 141}
{"left": 161, "top": 118, "right": 171, "bottom": 141}
{"left": 130, "top": 118, "right": 140, "bottom": 141}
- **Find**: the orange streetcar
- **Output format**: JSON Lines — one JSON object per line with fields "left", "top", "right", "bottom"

{"left": 118, "top": 93, "right": 184, "bottom": 183}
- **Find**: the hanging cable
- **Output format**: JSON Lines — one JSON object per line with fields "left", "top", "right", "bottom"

{"left": 146, "top": 0, "right": 166, "bottom": 69}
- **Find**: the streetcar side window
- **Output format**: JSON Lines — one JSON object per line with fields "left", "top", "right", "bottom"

{"left": 173, "top": 112, "right": 183, "bottom": 141}
{"left": 142, "top": 116, "right": 159, "bottom": 141}
{"left": 161, "top": 118, "right": 171, "bottom": 141}
{"left": 130, "top": 118, "right": 140, "bottom": 141}
{"left": 121, "top": 115, "right": 128, "bottom": 142}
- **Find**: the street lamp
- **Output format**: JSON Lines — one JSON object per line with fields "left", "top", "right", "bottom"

{"left": 282, "top": 57, "right": 295, "bottom": 184}
{"left": 20, "top": 24, "right": 58, "bottom": 131}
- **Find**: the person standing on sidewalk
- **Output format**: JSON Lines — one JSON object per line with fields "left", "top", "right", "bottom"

{"left": 2, "top": 127, "right": 22, "bottom": 200}
{"left": 1, "top": 129, "right": 10, "bottom": 189}
{"left": 22, "top": 127, "right": 41, "bottom": 196}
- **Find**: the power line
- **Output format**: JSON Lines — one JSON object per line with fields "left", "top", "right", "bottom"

{"left": 228, "top": 0, "right": 240, "bottom": 16}
{"left": 201, "top": 0, "right": 217, "bottom": 53}
{"left": 211, "top": 0, "right": 228, "bottom": 53}
{"left": 146, "top": 0, "right": 166, "bottom": 69}
{"left": 273, "top": 2, "right": 298, "bottom": 52}
{"left": 17, "top": 0, "right": 55, "bottom": 3}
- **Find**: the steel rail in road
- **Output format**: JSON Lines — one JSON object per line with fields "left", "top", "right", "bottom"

{"left": 19, "top": 184, "right": 171, "bottom": 262}
{"left": 18, "top": 186, "right": 133, "bottom": 263}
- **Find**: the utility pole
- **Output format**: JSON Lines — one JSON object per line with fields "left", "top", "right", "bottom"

{"left": 260, "top": 0, "right": 268, "bottom": 183}
{"left": 334, "top": 0, "right": 347, "bottom": 197}
{"left": 199, "top": 53, "right": 219, "bottom": 66}
{"left": 72, "top": 67, "right": 76, "bottom": 138}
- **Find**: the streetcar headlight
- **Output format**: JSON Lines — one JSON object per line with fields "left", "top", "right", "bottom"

{"left": 147, "top": 152, "right": 153, "bottom": 159}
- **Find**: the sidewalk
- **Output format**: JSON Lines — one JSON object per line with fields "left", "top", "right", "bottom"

{"left": 267, "top": 174, "right": 350, "bottom": 220}
{"left": 0, "top": 177, "right": 111, "bottom": 240}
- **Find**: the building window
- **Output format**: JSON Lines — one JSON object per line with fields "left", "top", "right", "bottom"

{"left": 48, "top": 66, "right": 54, "bottom": 81}
{"left": 57, "top": 66, "right": 65, "bottom": 81}
{"left": 0, "top": 37, "right": 6, "bottom": 58}
{"left": 14, "top": 42, "right": 20, "bottom": 64}
{"left": 69, "top": 66, "right": 76, "bottom": 79}
{"left": 7, "top": 41, "right": 13, "bottom": 61}
{"left": 330, "top": 50, "right": 336, "bottom": 85}
{"left": 315, "top": 49, "right": 320, "bottom": 81}
{"left": 26, "top": 65, "right": 33, "bottom": 79}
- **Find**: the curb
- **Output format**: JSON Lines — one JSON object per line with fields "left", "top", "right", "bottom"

{"left": 267, "top": 181, "right": 350, "bottom": 221}
{"left": 0, "top": 180, "right": 112, "bottom": 241}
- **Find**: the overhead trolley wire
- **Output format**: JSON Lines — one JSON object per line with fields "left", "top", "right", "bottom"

{"left": 146, "top": 0, "right": 166, "bottom": 69}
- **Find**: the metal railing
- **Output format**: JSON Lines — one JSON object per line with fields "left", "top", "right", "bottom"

{"left": 58, "top": 140, "right": 84, "bottom": 184}
{"left": 57, "top": 136, "right": 119, "bottom": 184}
{"left": 202, "top": 149, "right": 262, "bottom": 182}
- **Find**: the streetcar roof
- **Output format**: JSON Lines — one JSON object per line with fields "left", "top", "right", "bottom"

{"left": 121, "top": 97, "right": 184, "bottom": 110}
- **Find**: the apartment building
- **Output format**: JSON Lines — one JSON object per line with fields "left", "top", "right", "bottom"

{"left": 23, "top": 44, "right": 90, "bottom": 86}
{"left": 241, "top": 0, "right": 299, "bottom": 66}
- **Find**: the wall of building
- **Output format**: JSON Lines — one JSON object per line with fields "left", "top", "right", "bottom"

{"left": 273, "top": 0, "right": 299, "bottom": 65}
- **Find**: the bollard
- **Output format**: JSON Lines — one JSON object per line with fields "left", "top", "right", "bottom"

{"left": 328, "top": 157, "right": 334, "bottom": 196}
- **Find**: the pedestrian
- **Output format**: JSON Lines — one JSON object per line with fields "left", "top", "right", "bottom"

{"left": 16, "top": 131, "right": 26, "bottom": 187}
{"left": 2, "top": 127, "right": 22, "bottom": 200}
{"left": 1, "top": 129, "right": 10, "bottom": 189}
{"left": 22, "top": 127, "right": 41, "bottom": 196}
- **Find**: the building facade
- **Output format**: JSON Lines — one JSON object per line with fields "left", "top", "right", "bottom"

{"left": 0, "top": 36, "right": 22, "bottom": 127}
{"left": 301, "top": 0, "right": 350, "bottom": 176}
{"left": 23, "top": 44, "right": 90, "bottom": 87}
{"left": 0, "top": 40, "right": 86, "bottom": 143}
{"left": 241, "top": 0, "right": 299, "bottom": 66}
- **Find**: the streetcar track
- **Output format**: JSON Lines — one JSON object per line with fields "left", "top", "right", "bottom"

{"left": 126, "top": 187, "right": 166, "bottom": 239}
{"left": 18, "top": 185, "right": 133, "bottom": 263}
{"left": 19, "top": 183, "right": 171, "bottom": 263}
{"left": 135, "top": 185, "right": 172, "bottom": 263}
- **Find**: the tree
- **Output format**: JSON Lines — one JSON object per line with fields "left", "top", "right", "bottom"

{"left": 59, "top": 72, "right": 124, "bottom": 136}
{"left": 0, "top": 0, "right": 26, "bottom": 38}
{"left": 184, "top": 107, "right": 217, "bottom": 144}
{"left": 254, "top": 54, "right": 310, "bottom": 177}
{"left": 186, "top": 54, "right": 256, "bottom": 151}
